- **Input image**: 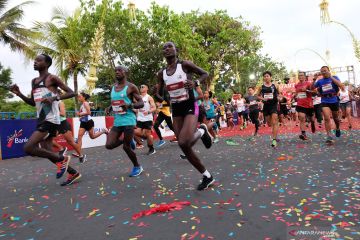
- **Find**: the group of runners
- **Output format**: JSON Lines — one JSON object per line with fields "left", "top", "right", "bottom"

{"left": 9, "top": 41, "right": 354, "bottom": 190}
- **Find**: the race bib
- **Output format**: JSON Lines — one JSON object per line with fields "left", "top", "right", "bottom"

{"left": 313, "top": 97, "right": 321, "bottom": 105}
{"left": 297, "top": 92, "right": 307, "bottom": 99}
{"left": 33, "top": 88, "right": 44, "bottom": 102}
{"left": 167, "top": 81, "right": 189, "bottom": 103}
{"left": 322, "top": 83, "right": 333, "bottom": 92}
{"left": 112, "top": 100, "right": 126, "bottom": 114}
{"left": 250, "top": 100, "right": 257, "bottom": 105}
{"left": 264, "top": 93, "right": 273, "bottom": 100}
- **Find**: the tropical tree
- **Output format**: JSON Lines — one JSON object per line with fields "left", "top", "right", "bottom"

{"left": 0, "top": 0, "right": 37, "bottom": 57}
{"left": 32, "top": 7, "right": 92, "bottom": 105}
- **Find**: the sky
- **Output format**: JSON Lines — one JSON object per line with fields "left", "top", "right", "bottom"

{"left": 1, "top": 0, "right": 360, "bottom": 97}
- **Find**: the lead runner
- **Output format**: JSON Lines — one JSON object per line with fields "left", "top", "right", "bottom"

{"left": 156, "top": 42, "right": 214, "bottom": 191}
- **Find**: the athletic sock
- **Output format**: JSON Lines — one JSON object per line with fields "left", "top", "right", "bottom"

{"left": 198, "top": 128, "right": 205, "bottom": 136}
{"left": 202, "top": 170, "right": 211, "bottom": 178}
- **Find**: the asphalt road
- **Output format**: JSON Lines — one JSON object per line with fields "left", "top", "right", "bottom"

{"left": 0, "top": 129, "right": 359, "bottom": 240}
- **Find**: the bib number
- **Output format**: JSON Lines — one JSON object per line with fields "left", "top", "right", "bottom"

{"left": 322, "top": 83, "right": 333, "bottom": 92}
{"left": 33, "top": 89, "right": 44, "bottom": 102}
{"left": 297, "top": 92, "right": 307, "bottom": 99}
{"left": 250, "top": 100, "right": 257, "bottom": 105}
{"left": 112, "top": 100, "right": 126, "bottom": 114}
{"left": 167, "top": 81, "right": 189, "bottom": 103}
{"left": 264, "top": 93, "right": 273, "bottom": 100}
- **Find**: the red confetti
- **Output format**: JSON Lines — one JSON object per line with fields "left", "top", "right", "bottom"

{"left": 132, "top": 201, "right": 191, "bottom": 220}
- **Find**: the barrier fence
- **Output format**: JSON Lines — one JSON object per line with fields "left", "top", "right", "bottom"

{"left": 1, "top": 102, "right": 359, "bottom": 160}
{"left": 0, "top": 116, "right": 175, "bottom": 160}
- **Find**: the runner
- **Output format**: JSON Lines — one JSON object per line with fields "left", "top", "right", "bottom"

{"left": 203, "top": 90, "right": 220, "bottom": 143}
{"left": 339, "top": 86, "right": 352, "bottom": 129}
{"left": 56, "top": 99, "right": 85, "bottom": 164}
{"left": 225, "top": 99, "right": 235, "bottom": 130}
{"left": 313, "top": 66, "right": 344, "bottom": 144}
{"left": 312, "top": 73, "right": 323, "bottom": 128}
{"left": 105, "top": 65, "right": 144, "bottom": 177}
{"left": 9, "top": 54, "right": 80, "bottom": 186}
{"left": 295, "top": 71, "right": 316, "bottom": 140}
{"left": 156, "top": 41, "right": 214, "bottom": 191}
{"left": 153, "top": 89, "right": 177, "bottom": 148}
{"left": 76, "top": 92, "right": 108, "bottom": 153}
{"left": 232, "top": 93, "right": 246, "bottom": 130}
{"left": 278, "top": 93, "right": 289, "bottom": 126}
{"left": 134, "top": 84, "right": 157, "bottom": 155}
{"left": 257, "top": 71, "right": 280, "bottom": 147}
{"left": 245, "top": 86, "right": 260, "bottom": 136}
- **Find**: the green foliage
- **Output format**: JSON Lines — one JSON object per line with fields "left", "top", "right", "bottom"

{"left": 0, "top": 63, "right": 13, "bottom": 103}
{"left": 0, "top": 0, "right": 38, "bottom": 58}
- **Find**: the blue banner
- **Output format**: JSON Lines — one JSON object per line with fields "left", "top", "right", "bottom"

{"left": 0, "top": 119, "right": 37, "bottom": 160}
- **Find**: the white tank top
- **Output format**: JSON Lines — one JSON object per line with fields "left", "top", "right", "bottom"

{"left": 163, "top": 64, "right": 189, "bottom": 103}
{"left": 339, "top": 89, "right": 350, "bottom": 103}
{"left": 137, "top": 94, "right": 153, "bottom": 122}
{"left": 79, "top": 102, "right": 92, "bottom": 122}
{"left": 32, "top": 75, "right": 60, "bottom": 125}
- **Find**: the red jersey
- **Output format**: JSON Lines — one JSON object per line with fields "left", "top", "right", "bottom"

{"left": 295, "top": 81, "right": 313, "bottom": 108}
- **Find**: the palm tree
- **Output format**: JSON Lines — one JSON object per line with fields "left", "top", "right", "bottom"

{"left": 32, "top": 7, "right": 89, "bottom": 106}
{"left": 0, "top": 0, "right": 37, "bottom": 57}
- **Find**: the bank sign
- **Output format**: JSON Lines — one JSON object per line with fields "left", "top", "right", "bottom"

{"left": 0, "top": 120, "right": 37, "bottom": 160}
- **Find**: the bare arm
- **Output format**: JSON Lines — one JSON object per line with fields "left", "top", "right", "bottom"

{"left": 54, "top": 76, "right": 76, "bottom": 100}
{"left": 148, "top": 96, "right": 156, "bottom": 113}
{"left": 195, "top": 86, "right": 203, "bottom": 100}
{"left": 156, "top": 71, "right": 165, "bottom": 102}
{"left": 331, "top": 76, "right": 345, "bottom": 91}
{"left": 182, "top": 60, "right": 208, "bottom": 84}
{"left": 130, "top": 84, "right": 144, "bottom": 109}
{"left": 10, "top": 84, "right": 35, "bottom": 106}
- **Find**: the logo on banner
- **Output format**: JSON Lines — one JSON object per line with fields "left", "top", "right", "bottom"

{"left": 6, "top": 129, "right": 28, "bottom": 148}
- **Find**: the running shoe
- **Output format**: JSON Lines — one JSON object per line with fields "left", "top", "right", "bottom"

{"left": 156, "top": 140, "right": 166, "bottom": 148}
{"left": 311, "top": 121, "right": 316, "bottom": 133}
{"left": 56, "top": 156, "right": 71, "bottom": 179}
{"left": 129, "top": 166, "right": 143, "bottom": 177}
{"left": 180, "top": 154, "right": 187, "bottom": 159}
{"left": 147, "top": 148, "right": 156, "bottom": 155}
{"left": 136, "top": 143, "right": 144, "bottom": 149}
{"left": 271, "top": 139, "right": 277, "bottom": 148}
{"left": 170, "top": 137, "right": 178, "bottom": 143}
{"left": 199, "top": 123, "right": 212, "bottom": 149}
{"left": 213, "top": 137, "right": 219, "bottom": 143}
{"left": 79, "top": 154, "right": 87, "bottom": 164}
{"left": 58, "top": 147, "right": 68, "bottom": 159}
{"left": 326, "top": 136, "right": 334, "bottom": 144}
{"left": 102, "top": 127, "right": 109, "bottom": 134}
{"left": 299, "top": 134, "right": 309, "bottom": 141}
{"left": 197, "top": 175, "right": 215, "bottom": 191}
{"left": 60, "top": 172, "right": 81, "bottom": 186}
{"left": 335, "top": 129, "right": 341, "bottom": 138}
